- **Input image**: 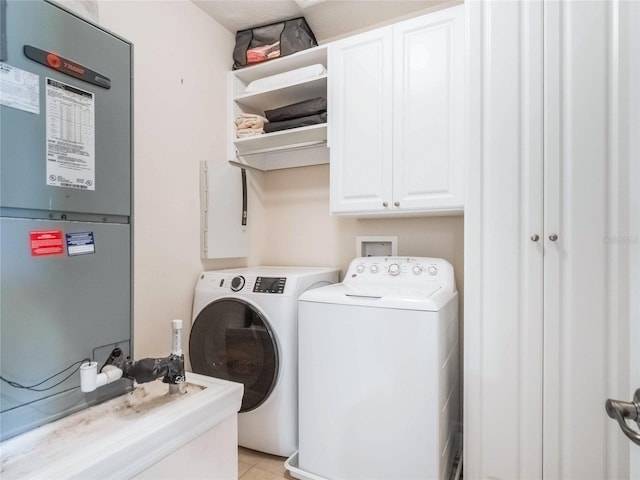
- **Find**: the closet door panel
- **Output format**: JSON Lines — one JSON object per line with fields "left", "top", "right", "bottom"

{"left": 543, "top": 1, "right": 619, "bottom": 478}
{"left": 464, "top": 2, "right": 543, "bottom": 478}
{"left": 468, "top": 1, "right": 638, "bottom": 478}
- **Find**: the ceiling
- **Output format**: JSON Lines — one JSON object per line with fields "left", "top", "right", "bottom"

{"left": 191, "top": 0, "right": 455, "bottom": 44}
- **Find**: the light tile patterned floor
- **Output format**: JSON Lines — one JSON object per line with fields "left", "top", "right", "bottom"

{"left": 238, "top": 447, "right": 294, "bottom": 480}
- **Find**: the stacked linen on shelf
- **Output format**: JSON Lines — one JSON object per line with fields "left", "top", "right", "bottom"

{"left": 235, "top": 113, "right": 268, "bottom": 138}
{"left": 263, "top": 97, "right": 327, "bottom": 133}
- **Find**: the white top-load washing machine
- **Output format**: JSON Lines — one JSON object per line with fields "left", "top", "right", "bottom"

{"left": 190, "top": 266, "right": 339, "bottom": 457}
{"left": 292, "top": 257, "right": 459, "bottom": 480}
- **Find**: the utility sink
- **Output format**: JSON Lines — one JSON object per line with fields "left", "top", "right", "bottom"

{"left": 0, "top": 373, "right": 243, "bottom": 479}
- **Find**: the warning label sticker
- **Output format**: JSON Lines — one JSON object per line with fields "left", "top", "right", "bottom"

{"left": 30, "top": 230, "right": 64, "bottom": 256}
{"left": 66, "top": 232, "right": 95, "bottom": 256}
{"left": 45, "top": 78, "right": 95, "bottom": 191}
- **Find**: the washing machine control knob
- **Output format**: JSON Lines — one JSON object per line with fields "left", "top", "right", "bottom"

{"left": 230, "top": 275, "right": 245, "bottom": 292}
{"left": 413, "top": 266, "right": 422, "bottom": 275}
{"left": 356, "top": 264, "right": 365, "bottom": 273}
{"left": 388, "top": 263, "right": 401, "bottom": 276}
{"left": 370, "top": 265, "right": 379, "bottom": 274}
{"left": 428, "top": 266, "right": 438, "bottom": 276}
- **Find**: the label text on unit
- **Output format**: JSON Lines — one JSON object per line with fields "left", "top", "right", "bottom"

{"left": 63, "top": 62, "right": 85, "bottom": 75}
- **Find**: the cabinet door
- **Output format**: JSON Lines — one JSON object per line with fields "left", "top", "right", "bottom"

{"left": 329, "top": 28, "right": 393, "bottom": 214}
{"left": 392, "top": 6, "right": 464, "bottom": 213}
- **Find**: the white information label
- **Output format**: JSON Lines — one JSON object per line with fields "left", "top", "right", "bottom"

{"left": 46, "top": 78, "right": 95, "bottom": 191}
{"left": 0, "top": 63, "right": 40, "bottom": 114}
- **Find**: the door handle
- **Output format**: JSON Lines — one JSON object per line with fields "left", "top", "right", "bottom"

{"left": 606, "top": 388, "right": 640, "bottom": 445}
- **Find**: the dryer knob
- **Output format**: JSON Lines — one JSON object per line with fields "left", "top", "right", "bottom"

{"left": 388, "top": 263, "right": 401, "bottom": 276}
{"left": 356, "top": 264, "right": 365, "bottom": 273}
{"left": 230, "top": 276, "right": 245, "bottom": 292}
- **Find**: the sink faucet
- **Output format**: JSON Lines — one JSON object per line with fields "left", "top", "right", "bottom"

{"left": 81, "top": 320, "right": 186, "bottom": 394}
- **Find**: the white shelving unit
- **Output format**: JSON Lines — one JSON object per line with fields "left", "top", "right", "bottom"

{"left": 229, "top": 45, "right": 329, "bottom": 171}
{"left": 233, "top": 75, "right": 327, "bottom": 112}
{"left": 233, "top": 124, "right": 326, "bottom": 157}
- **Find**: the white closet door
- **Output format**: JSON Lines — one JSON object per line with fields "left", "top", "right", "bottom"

{"left": 544, "top": 1, "right": 640, "bottom": 478}
{"left": 543, "top": 1, "right": 608, "bottom": 476}
{"left": 624, "top": 2, "right": 640, "bottom": 476}
{"left": 464, "top": 2, "right": 544, "bottom": 478}
{"left": 466, "top": 1, "right": 639, "bottom": 478}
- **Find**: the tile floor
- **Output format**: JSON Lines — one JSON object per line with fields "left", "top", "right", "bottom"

{"left": 238, "top": 447, "right": 293, "bottom": 480}
{"left": 238, "top": 446, "right": 464, "bottom": 480}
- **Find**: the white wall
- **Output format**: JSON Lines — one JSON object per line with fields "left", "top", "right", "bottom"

{"left": 95, "top": 0, "right": 238, "bottom": 358}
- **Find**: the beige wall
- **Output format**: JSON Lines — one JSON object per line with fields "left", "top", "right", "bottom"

{"left": 260, "top": 162, "right": 465, "bottom": 409}
{"left": 259, "top": 163, "right": 464, "bottom": 308}
{"left": 97, "top": 0, "right": 236, "bottom": 358}
{"left": 90, "top": 1, "right": 464, "bottom": 361}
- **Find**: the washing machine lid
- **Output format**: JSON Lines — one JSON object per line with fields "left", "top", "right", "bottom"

{"left": 299, "top": 283, "right": 453, "bottom": 311}
{"left": 299, "top": 256, "right": 457, "bottom": 311}
{"left": 189, "top": 298, "right": 278, "bottom": 412}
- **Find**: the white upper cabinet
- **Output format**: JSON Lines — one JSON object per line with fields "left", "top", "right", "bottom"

{"left": 329, "top": 5, "right": 464, "bottom": 216}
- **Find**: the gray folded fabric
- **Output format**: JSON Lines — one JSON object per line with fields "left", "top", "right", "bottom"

{"left": 264, "top": 97, "right": 327, "bottom": 122}
{"left": 263, "top": 112, "right": 327, "bottom": 133}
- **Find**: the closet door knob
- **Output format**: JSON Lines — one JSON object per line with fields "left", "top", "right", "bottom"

{"left": 531, "top": 234, "right": 540, "bottom": 242}
{"left": 549, "top": 233, "right": 558, "bottom": 241}
{"left": 383, "top": 201, "right": 389, "bottom": 208}
{"left": 394, "top": 201, "right": 400, "bottom": 207}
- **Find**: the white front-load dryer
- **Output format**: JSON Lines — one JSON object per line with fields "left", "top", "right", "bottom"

{"left": 190, "top": 266, "right": 339, "bottom": 457}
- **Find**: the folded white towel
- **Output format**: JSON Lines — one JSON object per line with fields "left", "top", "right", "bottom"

{"left": 244, "top": 64, "right": 327, "bottom": 93}
{"left": 235, "top": 113, "right": 268, "bottom": 132}
{"left": 236, "top": 128, "right": 265, "bottom": 138}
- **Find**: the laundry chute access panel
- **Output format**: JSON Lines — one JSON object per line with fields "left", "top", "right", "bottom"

{"left": 200, "top": 161, "right": 249, "bottom": 259}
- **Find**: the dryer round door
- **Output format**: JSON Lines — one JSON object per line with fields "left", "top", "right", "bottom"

{"left": 189, "top": 298, "right": 279, "bottom": 412}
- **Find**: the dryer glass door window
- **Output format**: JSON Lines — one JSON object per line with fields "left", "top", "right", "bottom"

{"left": 190, "top": 299, "right": 279, "bottom": 412}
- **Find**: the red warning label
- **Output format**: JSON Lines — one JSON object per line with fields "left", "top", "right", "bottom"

{"left": 30, "top": 230, "right": 64, "bottom": 256}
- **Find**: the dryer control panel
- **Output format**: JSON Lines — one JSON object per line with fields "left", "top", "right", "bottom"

{"left": 196, "top": 273, "right": 291, "bottom": 294}
{"left": 253, "top": 277, "right": 286, "bottom": 294}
